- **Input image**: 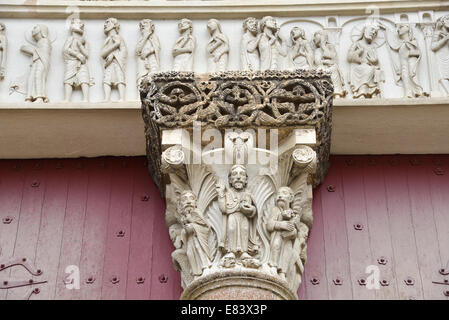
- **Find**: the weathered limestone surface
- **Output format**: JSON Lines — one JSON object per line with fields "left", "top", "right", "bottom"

{"left": 140, "top": 70, "right": 333, "bottom": 299}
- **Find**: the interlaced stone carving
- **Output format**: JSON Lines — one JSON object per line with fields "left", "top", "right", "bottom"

{"left": 140, "top": 70, "right": 333, "bottom": 299}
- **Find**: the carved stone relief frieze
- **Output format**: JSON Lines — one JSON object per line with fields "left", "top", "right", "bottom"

{"left": 0, "top": 22, "right": 6, "bottom": 81}
{"left": 173, "top": 18, "right": 196, "bottom": 72}
{"left": 136, "top": 19, "right": 160, "bottom": 85}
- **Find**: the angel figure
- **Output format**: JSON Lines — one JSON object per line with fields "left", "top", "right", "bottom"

{"left": 216, "top": 165, "right": 260, "bottom": 268}
{"left": 177, "top": 190, "right": 212, "bottom": 277}
{"left": 206, "top": 19, "right": 229, "bottom": 72}
{"left": 347, "top": 22, "right": 385, "bottom": 99}
{"left": 431, "top": 15, "right": 449, "bottom": 95}
{"left": 240, "top": 17, "right": 261, "bottom": 71}
{"left": 288, "top": 27, "right": 314, "bottom": 70}
{"left": 172, "top": 19, "right": 195, "bottom": 72}
{"left": 313, "top": 30, "right": 347, "bottom": 98}
{"left": 19, "top": 24, "right": 52, "bottom": 103}
{"left": 63, "top": 18, "right": 92, "bottom": 102}
{"left": 0, "top": 22, "right": 7, "bottom": 80}
{"left": 387, "top": 23, "right": 427, "bottom": 98}
{"left": 258, "top": 16, "right": 287, "bottom": 71}
{"left": 102, "top": 18, "right": 127, "bottom": 102}
{"left": 136, "top": 19, "right": 160, "bottom": 85}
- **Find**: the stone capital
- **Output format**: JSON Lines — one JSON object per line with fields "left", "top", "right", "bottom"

{"left": 140, "top": 70, "right": 333, "bottom": 299}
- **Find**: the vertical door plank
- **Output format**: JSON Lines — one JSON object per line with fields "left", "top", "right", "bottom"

{"left": 101, "top": 158, "right": 135, "bottom": 300}
{"left": 339, "top": 156, "right": 375, "bottom": 300}
{"left": 79, "top": 158, "right": 112, "bottom": 300}
{"left": 426, "top": 155, "right": 449, "bottom": 300}
{"left": 302, "top": 184, "right": 329, "bottom": 300}
{"left": 0, "top": 160, "right": 26, "bottom": 300}
{"left": 405, "top": 156, "right": 444, "bottom": 299}
{"left": 33, "top": 160, "right": 70, "bottom": 300}
{"left": 320, "top": 159, "right": 353, "bottom": 300}
{"left": 362, "top": 156, "right": 398, "bottom": 299}
{"left": 126, "top": 158, "right": 156, "bottom": 299}
{"left": 55, "top": 159, "right": 89, "bottom": 300}
{"left": 149, "top": 193, "right": 177, "bottom": 299}
{"left": 383, "top": 156, "right": 423, "bottom": 300}
{"left": 7, "top": 160, "right": 47, "bottom": 300}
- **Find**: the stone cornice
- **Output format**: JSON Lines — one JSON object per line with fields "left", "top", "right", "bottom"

{"left": 0, "top": 0, "right": 447, "bottom": 19}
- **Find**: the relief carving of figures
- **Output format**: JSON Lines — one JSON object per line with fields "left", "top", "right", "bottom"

{"left": 387, "top": 23, "right": 428, "bottom": 98}
{"left": 313, "top": 30, "right": 347, "bottom": 98}
{"left": 258, "top": 16, "right": 287, "bottom": 71}
{"left": 267, "top": 186, "right": 302, "bottom": 280}
{"left": 172, "top": 19, "right": 195, "bottom": 72}
{"left": 216, "top": 165, "right": 260, "bottom": 268}
{"left": 347, "top": 22, "right": 385, "bottom": 99}
{"left": 0, "top": 22, "right": 6, "bottom": 80}
{"left": 136, "top": 19, "right": 160, "bottom": 85}
{"left": 288, "top": 27, "right": 314, "bottom": 70}
{"left": 177, "top": 190, "right": 212, "bottom": 277}
{"left": 63, "top": 18, "right": 92, "bottom": 102}
{"left": 102, "top": 18, "right": 127, "bottom": 102}
{"left": 206, "top": 19, "right": 229, "bottom": 72}
{"left": 431, "top": 15, "right": 449, "bottom": 95}
{"left": 240, "top": 17, "right": 261, "bottom": 71}
{"left": 11, "top": 24, "right": 52, "bottom": 103}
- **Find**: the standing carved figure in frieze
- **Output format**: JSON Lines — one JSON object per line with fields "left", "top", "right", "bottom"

{"left": 216, "top": 165, "right": 260, "bottom": 268}
{"left": 347, "top": 22, "right": 385, "bottom": 99}
{"left": 206, "top": 19, "right": 229, "bottom": 72}
{"left": 431, "top": 15, "right": 449, "bottom": 95}
{"left": 102, "top": 18, "right": 127, "bottom": 102}
{"left": 387, "top": 23, "right": 428, "bottom": 98}
{"left": 18, "top": 24, "right": 52, "bottom": 103}
{"left": 313, "top": 30, "right": 347, "bottom": 98}
{"left": 172, "top": 19, "right": 195, "bottom": 72}
{"left": 240, "top": 17, "right": 261, "bottom": 71}
{"left": 0, "top": 22, "right": 7, "bottom": 80}
{"left": 288, "top": 27, "right": 314, "bottom": 70}
{"left": 178, "top": 190, "right": 212, "bottom": 277}
{"left": 258, "top": 16, "right": 287, "bottom": 71}
{"left": 63, "top": 18, "right": 92, "bottom": 102}
{"left": 136, "top": 19, "right": 160, "bottom": 85}
{"left": 267, "top": 186, "right": 301, "bottom": 280}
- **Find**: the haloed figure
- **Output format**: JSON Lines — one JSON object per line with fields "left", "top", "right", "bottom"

{"left": 63, "top": 18, "right": 91, "bottom": 102}
{"left": 20, "top": 24, "right": 52, "bottom": 103}
{"left": 136, "top": 19, "right": 160, "bottom": 85}
{"left": 206, "top": 19, "right": 229, "bottom": 72}
{"left": 102, "top": 18, "right": 127, "bottom": 102}
{"left": 172, "top": 19, "right": 195, "bottom": 72}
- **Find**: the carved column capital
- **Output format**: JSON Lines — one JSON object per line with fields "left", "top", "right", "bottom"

{"left": 140, "top": 70, "right": 333, "bottom": 299}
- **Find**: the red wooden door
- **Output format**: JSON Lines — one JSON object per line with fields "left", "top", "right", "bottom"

{"left": 0, "top": 156, "right": 448, "bottom": 299}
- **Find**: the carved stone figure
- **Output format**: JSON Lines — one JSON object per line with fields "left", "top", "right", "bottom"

{"left": 431, "top": 15, "right": 449, "bottom": 95}
{"left": 216, "top": 165, "right": 260, "bottom": 268}
{"left": 387, "top": 23, "right": 427, "bottom": 98}
{"left": 206, "top": 19, "right": 229, "bottom": 72}
{"left": 136, "top": 19, "right": 160, "bottom": 85}
{"left": 347, "top": 22, "right": 385, "bottom": 99}
{"left": 102, "top": 18, "right": 127, "bottom": 102}
{"left": 63, "top": 18, "right": 91, "bottom": 102}
{"left": 267, "top": 186, "right": 301, "bottom": 280}
{"left": 0, "top": 22, "right": 6, "bottom": 80}
{"left": 289, "top": 27, "right": 314, "bottom": 69}
{"left": 18, "top": 24, "right": 52, "bottom": 103}
{"left": 313, "top": 30, "right": 347, "bottom": 98}
{"left": 240, "top": 17, "right": 261, "bottom": 71}
{"left": 178, "top": 190, "right": 212, "bottom": 277}
{"left": 258, "top": 16, "right": 287, "bottom": 71}
{"left": 172, "top": 19, "right": 195, "bottom": 72}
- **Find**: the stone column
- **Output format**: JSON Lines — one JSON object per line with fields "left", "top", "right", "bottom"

{"left": 140, "top": 71, "right": 333, "bottom": 300}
